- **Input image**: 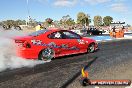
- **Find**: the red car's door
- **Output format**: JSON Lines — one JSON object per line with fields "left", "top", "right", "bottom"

{"left": 47, "top": 31, "right": 73, "bottom": 56}
{"left": 60, "top": 30, "right": 88, "bottom": 54}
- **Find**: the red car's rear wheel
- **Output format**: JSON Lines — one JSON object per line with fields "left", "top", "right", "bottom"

{"left": 38, "top": 48, "right": 55, "bottom": 61}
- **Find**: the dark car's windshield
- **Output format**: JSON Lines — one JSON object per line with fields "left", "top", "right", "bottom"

{"left": 29, "top": 29, "right": 49, "bottom": 36}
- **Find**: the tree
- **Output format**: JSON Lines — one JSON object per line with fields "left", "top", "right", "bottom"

{"left": 66, "top": 18, "right": 75, "bottom": 26}
{"left": 103, "top": 16, "right": 113, "bottom": 26}
{"left": 2, "top": 20, "right": 16, "bottom": 28}
{"left": 93, "top": 16, "right": 102, "bottom": 27}
{"left": 2, "top": 20, "right": 26, "bottom": 27}
{"left": 0, "top": 22, "right": 2, "bottom": 26}
{"left": 43, "top": 18, "right": 54, "bottom": 27}
{"left": 1, "top": 19, "right": 26, "bottom": 30}
{"left": 60, "top": 15, "right": 75, "bottom": 27}
{"left": 28, "top": 18, "right": 37, "bottom": 27}
{"left": 77, "top": 12, "right": 90, "bottom": 26}
{"left": 15, "top": 20, "right": 26, "bottom": 25}
{"left": 54, "top": 20, "right": 60, "bottom": 27}
{"left": 45, "top": 18, "right": 53, "bottom": 25}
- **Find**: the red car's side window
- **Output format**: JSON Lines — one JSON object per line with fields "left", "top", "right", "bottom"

{"left": 48, "top": 32, "right": 62, "bottom": 39}
{"left": 48, "top": 30, "right": 82, "bottom": 39}
{"left": 61, "top": 31, "right": 81, "bottom": 39}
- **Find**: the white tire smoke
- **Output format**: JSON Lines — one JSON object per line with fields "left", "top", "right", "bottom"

{"left": 0, "top": 29, "right": 50, "bottom": 72}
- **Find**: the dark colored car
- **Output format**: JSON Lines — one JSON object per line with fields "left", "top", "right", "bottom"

{"left": 87, "top": 28, "right": 102, "bottom": 35}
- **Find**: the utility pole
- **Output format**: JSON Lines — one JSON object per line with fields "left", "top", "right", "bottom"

{"left": 26, "top": 0, "right": 30, "bottom": 26}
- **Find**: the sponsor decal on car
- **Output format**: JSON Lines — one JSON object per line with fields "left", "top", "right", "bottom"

{"left": 31, "top": 39, "right": 79, "bottom": 50}
{"left": 77, "top": 39, "right": 85, "bottom": 44}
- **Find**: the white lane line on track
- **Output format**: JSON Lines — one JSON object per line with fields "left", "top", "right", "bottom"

{"left": 96, "top": 40, "right": 102, "bottom": 41}
{"left": 106, "top": 39, "right": 112, "bottom": 40}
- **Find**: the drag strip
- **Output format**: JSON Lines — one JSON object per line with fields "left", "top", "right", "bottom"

{"left": 0, "top": 53, "right": 96, "bottom": 88}
{"left": 0, "top": 54, "right": 96, "bottom": 82}
{"left": 68, "top": 39, "right": 132, "bottom": 88}
{"left": 0, "top": 39, "right": 132, "bottom": 88}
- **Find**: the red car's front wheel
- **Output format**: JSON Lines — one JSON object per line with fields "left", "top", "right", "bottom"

{"left": 87, "top": 43, "right": 95, "bottom": 53}
{"left": 38, "top": 48, "right": 55, "bottom": 61}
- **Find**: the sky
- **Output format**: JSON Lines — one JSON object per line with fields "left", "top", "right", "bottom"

{"left": 0, "top": 0, "right": 132, "bottom": 25}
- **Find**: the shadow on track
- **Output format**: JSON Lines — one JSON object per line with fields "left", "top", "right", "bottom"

{"left": 60, "top": 57, "right": 98, "bottom": 88}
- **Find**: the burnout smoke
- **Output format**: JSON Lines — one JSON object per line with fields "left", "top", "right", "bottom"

{"left": 0, "top": 28, "right": 50, "bottom": 72}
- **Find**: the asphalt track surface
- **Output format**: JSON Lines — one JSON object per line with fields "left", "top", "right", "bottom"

{"left": 0, "top": 39, "right": 132, "bottom": 88}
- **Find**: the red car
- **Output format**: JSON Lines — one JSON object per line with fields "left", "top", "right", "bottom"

{"left": 14, "top": 28, "right": 98, "bottom": 60}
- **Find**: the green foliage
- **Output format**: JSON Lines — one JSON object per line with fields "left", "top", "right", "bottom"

{"left": 0, "top": 14, "right": 115, "bottom": 29}
{"left": 54, "top": 20, "right": 61, "bottom": 27}
{"left": 45, "top": 18, "right": 53, "bottom": 25}
{"left": 93, "top": 15, "right": 102, "bottom": 27}
{"left": 16, "top": 20, "right": 26, "bottom": 25}
{"left": 60, "top": 15, "right": 75, "bottom": 26}
{"left": 77, "top": 12, "right": 90, "bottom": 26}
{"left": 28, "top": 18, "right": 37, "bottom": 27}
{"left": 103, "top": 16, "right": 113, "bottom": 26}
{"left": 1, "top": 20, "right": 26, "bottom": 28}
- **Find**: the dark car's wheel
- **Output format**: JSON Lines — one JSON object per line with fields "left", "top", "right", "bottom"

{"left": 38, "top": 48, "right": 55, "bottom": 61}
{"left": 87, "top": 43, "right": 95, "bottom": 53}
{"left": 100, "top": 32, "right": 102, "bottom": 35}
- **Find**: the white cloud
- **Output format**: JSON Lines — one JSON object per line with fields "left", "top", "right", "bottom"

{"left": 53, "top": 0, "right": 78, "bottom": 7}
{"left": 110, "top": 3, "right": 128, "bottom": 12}
{"left": 84, "top": 0, "right": 111, "bottom": 5}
